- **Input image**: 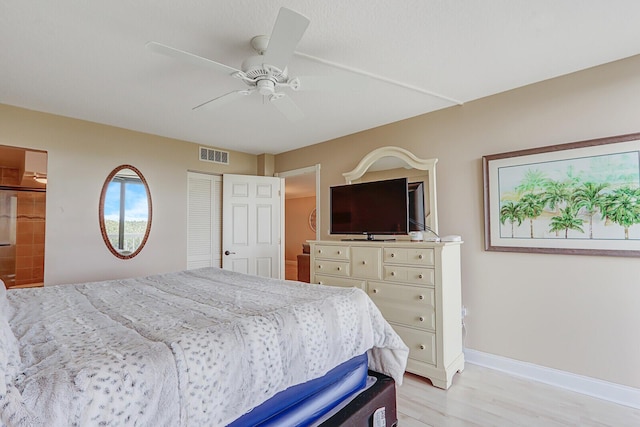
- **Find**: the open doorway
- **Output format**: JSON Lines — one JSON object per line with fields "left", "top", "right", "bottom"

{"left": 276, "top": 165, "right": 320, "bottom": 282}
{"left": 0, "top": 145, "right": 47, "bottom": 289}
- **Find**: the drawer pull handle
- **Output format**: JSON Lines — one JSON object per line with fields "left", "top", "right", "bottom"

{"left": 362, "top": 261, "right": 366, "bottom": 265}
{"left": 419, "top": 344, "right": 426, "bottom": 350}
{"left": 319, "top": 281, "right": 323, "bottom": 285}
{"left": 318, "top": 265, "right": 322, "bottom": 269}
{"left": 418, "top": 274, "right": 424, "bottom": 279}
{"left": 373, "top": 289, "right": 379, "bottom": 293}
{"left": 390, "top": 253, "right": 395, "bottom": 257}
{"left": 318, "top": 249, "right": 322, "bottom": 254}
{"left": 419, "top": 316, "right": 425, "bottom": 322}
{"left": 390, "top": 271, "right": 396, "bottom": 276}
{"left": 337, "top": 250, "right": 341, "bottom": 255}
{"left": 419, "top": 294, "right": 425, "bottom": 300}
{"left": 337, "top": 267, "right": 341, "bottom": 271}
{"left": 418, "top": 254, "right": 423, "bottom": 259}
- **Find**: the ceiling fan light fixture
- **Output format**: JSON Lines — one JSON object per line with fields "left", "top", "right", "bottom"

{"left": 257, "top": 79, "right": 276, "bottom": 96}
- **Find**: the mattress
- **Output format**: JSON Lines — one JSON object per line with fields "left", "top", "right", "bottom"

{"left": 318, "top": 369, "right": 398, "bottom": 427}
{"left": 1, "top": 268, "right": 408, "bottom": 426}
{"left": 228, "top": 353, "right": 369, "bottom": 427}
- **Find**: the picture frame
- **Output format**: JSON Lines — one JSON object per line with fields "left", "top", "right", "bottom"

{"left": 483, "top": 132, "right": 640, "bottom": 256}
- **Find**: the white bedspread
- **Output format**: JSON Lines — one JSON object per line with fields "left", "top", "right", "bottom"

{"left": 1, "top": 268, "right": 408, "bottom": 427}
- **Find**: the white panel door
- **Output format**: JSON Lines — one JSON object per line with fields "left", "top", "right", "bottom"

{"left": 187, "top": 172, "right": 222, "bottom": 269}
{"left": 222, "top": 174, "right": 283, "bottom": 278}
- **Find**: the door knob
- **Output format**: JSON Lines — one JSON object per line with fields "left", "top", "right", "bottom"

{"left": 224, "top": 250, "right": 236, "bottom": 256}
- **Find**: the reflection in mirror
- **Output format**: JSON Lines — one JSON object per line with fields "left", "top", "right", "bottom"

{"left": 99, "top": 165, "right": 152, "bottom": 259}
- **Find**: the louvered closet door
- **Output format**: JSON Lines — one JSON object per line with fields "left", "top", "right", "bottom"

{"left": 187, "top": 172, "right": 222, "bottom": 269}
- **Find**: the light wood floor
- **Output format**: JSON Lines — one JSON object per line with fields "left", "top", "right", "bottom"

{"left": 397, "top": 364, "right": 640, "bottom": 427}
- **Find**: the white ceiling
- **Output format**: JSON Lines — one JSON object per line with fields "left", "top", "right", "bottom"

{"left": 2, "top": 1, "right": 640, "bottom": 155}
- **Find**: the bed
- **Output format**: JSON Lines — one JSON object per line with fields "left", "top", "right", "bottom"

{"left": 1, "top": 267, "right": 408, "bottom": 426}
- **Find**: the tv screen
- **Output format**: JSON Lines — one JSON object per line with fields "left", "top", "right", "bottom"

{"left": 330, "top": 178, "right": 408, "bottom": 238}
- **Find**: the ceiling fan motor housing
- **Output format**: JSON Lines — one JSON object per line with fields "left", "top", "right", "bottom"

{"left": 241, "top": 55, "right": 288, "bottom": 85}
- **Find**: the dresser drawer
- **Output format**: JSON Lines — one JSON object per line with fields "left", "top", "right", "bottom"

{"left": 314, "top": 260, "right": 350, "bottom": 276}
{"left": 314, "top": 245, "right": 349, "bottom": 261}
{"left": 368, "top": 281, "right": 435, "bottom": 330}
{"left": 393, "top": 324, "right": 436, "bottom": 366}
{"left": 351, "top": 246, "right": 382, "bottom": 279}
{"left": 383, "top": 265, "right": 435, "bottom": 286}
{"left": 315, "top": 274, "right": 366, "bottom": 290}
{"left": 383, "top": 247, "right": 434, "bottom": 266}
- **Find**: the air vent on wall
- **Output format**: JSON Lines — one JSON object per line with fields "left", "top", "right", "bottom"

{"left": 199, "top": 147, "right": 229, "bottom": 165}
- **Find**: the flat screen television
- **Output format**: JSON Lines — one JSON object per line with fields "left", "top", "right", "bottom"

{"left": 330, "top": 178, "right": 409, "bottom": 240}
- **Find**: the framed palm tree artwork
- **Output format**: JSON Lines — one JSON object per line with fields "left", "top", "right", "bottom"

{"left": 483, "top": 132, "right": 640, "bottom": 256}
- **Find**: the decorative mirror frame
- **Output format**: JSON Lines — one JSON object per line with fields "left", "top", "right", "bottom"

{"left": 308, "top": 208, "right": 317, "bottom": 232}
{"left": 99, "top": 164, "right": 152, "bottom": 260}
{"left": 343, "top": 146, "right": 438, "bottom": 233}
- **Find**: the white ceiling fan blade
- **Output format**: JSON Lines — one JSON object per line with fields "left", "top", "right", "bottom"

{"left": 262, "top": 8, "right": 310, "bottom": 72}
{"left": 146, "top": 41, "right": 241, "bottom": 76}
{"left": 193, "top": 90, "right": 252, "bottom": 110}
{"left": 269, "top": 93, "right": 304, "bottom": 122}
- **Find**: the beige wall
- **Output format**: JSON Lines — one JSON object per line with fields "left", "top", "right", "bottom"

{"left": 275, "top": 55, "right": 640, "bottom": 389}
{"left": 285, "top": 196, "right": 316, "bottom": 261}
{"left": 0, "top": 104, "right": 257, "bottom": 286}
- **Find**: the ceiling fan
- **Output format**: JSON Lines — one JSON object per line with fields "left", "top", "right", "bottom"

{"left": 147, "top": 7, "right": 331, "bottom": 122}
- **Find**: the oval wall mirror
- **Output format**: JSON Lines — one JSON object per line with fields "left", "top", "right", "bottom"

{"left": 99, "top": 165, "right": 152, "bottom": 259}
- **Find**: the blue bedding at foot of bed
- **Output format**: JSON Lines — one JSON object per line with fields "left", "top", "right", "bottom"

{"left": 228, "top": 353, "right": 369, "bottom": 427}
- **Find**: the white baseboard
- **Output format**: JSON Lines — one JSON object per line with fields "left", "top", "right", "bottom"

{"left": 464, "top": 348, "right": 640, "bottom": 409}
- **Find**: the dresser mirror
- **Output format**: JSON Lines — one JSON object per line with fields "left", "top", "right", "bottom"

{"left": 99, "top": 165, "right": 152, "bottom": 259}
{"left": 343, "top": 146, "right": 438, "bottom": 234}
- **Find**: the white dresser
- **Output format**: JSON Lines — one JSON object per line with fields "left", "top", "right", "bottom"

{"left": 309, "top": 240, "right": 464, "bottom": 389}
